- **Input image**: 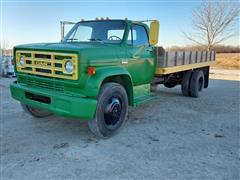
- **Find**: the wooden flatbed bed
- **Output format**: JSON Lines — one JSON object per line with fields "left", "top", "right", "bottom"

{"left": 154, "top": 48, "right": 216, "bottom": 75}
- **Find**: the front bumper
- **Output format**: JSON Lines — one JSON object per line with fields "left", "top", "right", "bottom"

{"left": 10, "top": 81, "right": 97, "bottom": 120}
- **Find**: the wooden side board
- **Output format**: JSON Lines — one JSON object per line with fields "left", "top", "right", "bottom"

{"left": 155, "top": 61, "right": 215, "bottom": 75}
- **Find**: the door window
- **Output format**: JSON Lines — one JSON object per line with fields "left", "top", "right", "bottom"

{"left": 127, "top": 24, "right": 149, "bottom": 46}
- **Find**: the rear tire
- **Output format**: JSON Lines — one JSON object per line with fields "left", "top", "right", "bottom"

{"left": 189, "top": 70, "right": 205, "bottom": 97}
{"left": 21, "top": 103, "right": 52, "bottom": 118}
{"left": 88, "top": 83, "right": 128, "bottom": 138}
{"left": 181, "top": 71, "right": 192, "bottom": 96}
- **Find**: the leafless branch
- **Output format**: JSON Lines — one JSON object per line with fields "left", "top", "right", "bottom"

{"left": 183, "top": 1, "right": 239, "bottom": 51}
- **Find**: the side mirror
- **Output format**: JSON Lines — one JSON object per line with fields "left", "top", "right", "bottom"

{"left": 149, "top": 20, "right": 159, "bottom": 46}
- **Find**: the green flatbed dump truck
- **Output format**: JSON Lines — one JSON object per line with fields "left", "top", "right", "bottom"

{"left": 10, "top": 19, "right": 215, "bottom": 138}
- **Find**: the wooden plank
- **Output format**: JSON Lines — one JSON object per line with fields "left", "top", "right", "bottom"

{"left": 156, "top": 50, "right": 216, "bottom": 70}
{"left": 155, "top": 61, "right": 215, "bottom": 75}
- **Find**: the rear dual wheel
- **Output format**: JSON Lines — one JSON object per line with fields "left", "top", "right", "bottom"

{"left": 181, "top": 70, "right": 205, "bottom": 97}
{"left": 190, "top": 70, "right": 205, "bottom": 97}
{"left": 88, "top": 83, "right": 128, "bottom": 138}
{"left": 181, "top": 71, "right": 192, "bottom": 96}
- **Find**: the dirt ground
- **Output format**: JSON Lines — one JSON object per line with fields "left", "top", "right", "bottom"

{"left": 210, "top": 67, "right": 240, "bottom": 81}
{"left": 0, "top": 69, "right": 239, "bottom": 180}
{"left": 214, "top": 53, "right": 240, "bottom": 70}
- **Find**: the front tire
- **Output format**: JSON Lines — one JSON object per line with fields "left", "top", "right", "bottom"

{"left": 88, "top": 83, "right": 128, "bottom": 138}
{"left": 21, "top": 103, "right": 52, "bottom": 118}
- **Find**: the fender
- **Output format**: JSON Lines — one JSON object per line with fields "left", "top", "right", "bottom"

{"left": 83, "top": 66, "right": 133, "bottom": 100}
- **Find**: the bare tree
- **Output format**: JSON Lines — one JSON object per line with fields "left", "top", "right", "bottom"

{"left": 184, "top": 1, "right": 239, "bottom": 51}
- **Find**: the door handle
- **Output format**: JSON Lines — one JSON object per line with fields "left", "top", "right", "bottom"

{"left": 121, "top": 59, "right": 128, "bottom": 64}
{"left": 146, "top": 48, "right": 153, "bottom": 52}
{"left": 132, "top": 55, "right": 140, "bottom": 59}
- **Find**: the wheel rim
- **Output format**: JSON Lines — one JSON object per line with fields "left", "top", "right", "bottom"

{"left": 104, "top": 97, "right": 122, "bottom": 129}
{"left": 198, "top": 77, "right": 203, "bottom": 91}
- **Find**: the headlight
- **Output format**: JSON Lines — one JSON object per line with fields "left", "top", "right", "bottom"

{"left": 64, "top": 61, "right": 73, "bottom": 74}
{"left": 19, "top": 56, "right": 25, "bottom": 67}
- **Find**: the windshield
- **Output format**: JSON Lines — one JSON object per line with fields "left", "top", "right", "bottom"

{"left": 63, "top": 21, "right": 126, "bottom": 44}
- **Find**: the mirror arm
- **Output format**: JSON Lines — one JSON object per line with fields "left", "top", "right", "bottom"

{"left": 60, "top": 21, "right": 64, "bottom": 42}
{"left": 60, "top": 21, "right": 76, "bottom": 42}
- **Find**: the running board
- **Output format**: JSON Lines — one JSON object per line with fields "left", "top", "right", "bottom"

{"left": 134, "top": 93, "right": 157, "bottom": 106}
{"left": 133, "top": 83, "right": 158, "bottom": 106}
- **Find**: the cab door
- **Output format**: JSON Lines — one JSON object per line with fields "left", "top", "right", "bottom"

{"left": 126, "top": 24, "right": 155, "bottom": 85}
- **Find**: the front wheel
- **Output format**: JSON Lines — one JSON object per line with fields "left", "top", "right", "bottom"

{"left": 88, "top": 83, "right": 128, "bottom": 138}
{"left": 21, "top": 103, "right": 52, "bottom": 118}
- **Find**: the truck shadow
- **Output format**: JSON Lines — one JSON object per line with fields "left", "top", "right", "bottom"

{"left": 23, "top": 111, "right": 96, "bottom": 142}
{"left": 17, "top": 80, "right": 229, "bottom": 141}
{"left": 154, "top": 85, "right": 184, "bottom": 97}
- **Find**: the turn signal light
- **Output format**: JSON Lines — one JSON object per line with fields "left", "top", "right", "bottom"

{"left": 87, "top": 67, "right": 96, "bottom": 75}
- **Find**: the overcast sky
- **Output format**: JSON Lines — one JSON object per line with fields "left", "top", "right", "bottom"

{"left": 1, "top": 0, "right": 239, "bottom": 49}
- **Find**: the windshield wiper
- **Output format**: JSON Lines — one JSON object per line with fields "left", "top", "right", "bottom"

{"left": 66, "top": 38, "right": 78, "bottom": 42}
{"left": 88, "top": 38, "right": 104, "bottom": 44}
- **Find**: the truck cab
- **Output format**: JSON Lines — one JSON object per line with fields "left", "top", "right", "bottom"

{"left": 61, "top": 19, "right": 157, "bottom": 85}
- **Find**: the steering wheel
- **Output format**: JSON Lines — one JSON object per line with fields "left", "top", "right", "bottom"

{"left": 108, "top": 35, "right": 122, "bottom": 41}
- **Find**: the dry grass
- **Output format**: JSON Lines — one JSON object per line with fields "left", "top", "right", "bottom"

{"left": 214, "top": 53, "right": 240, "bottom": 69}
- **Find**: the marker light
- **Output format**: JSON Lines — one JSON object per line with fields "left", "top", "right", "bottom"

{"left": 87, "top": 67, "right": 96, "bottom": 75}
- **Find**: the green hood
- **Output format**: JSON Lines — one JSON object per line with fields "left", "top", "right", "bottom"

{"left": 14, "top": 42, "right": 116, "bottom": 53}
